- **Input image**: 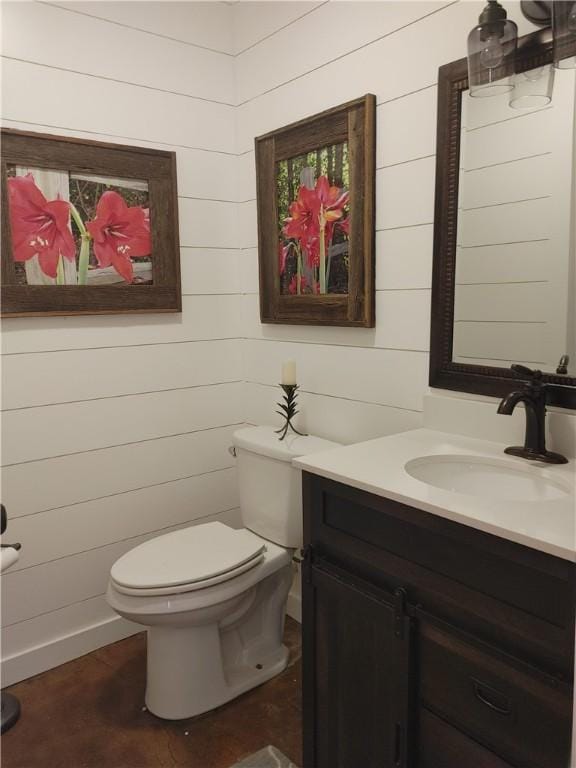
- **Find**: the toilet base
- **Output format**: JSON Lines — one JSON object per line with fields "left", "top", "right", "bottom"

{"left": 225, "top": 644, "right": 289, "bottom": 693}
{"left": 143, "top": 564, "right": 293, "bottom": 720}
{"left": 145, "top": 637, "right": 289, "bottom": 720}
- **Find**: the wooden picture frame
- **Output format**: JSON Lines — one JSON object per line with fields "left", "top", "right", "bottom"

{"left": 430, "top": 30, "right": 576, "bottom": 409}
{"left": 255, "top": 95, "right": 376, "bottom": 327}
{"left": 1, "top": 128, "right": 181, "bottom": 317}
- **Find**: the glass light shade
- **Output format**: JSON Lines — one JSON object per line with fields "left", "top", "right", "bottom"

{"left": 553, "top": 1, "right": 576, "bottom": 69}
{"left": 509, "top": 64, "right": 555, "bottom": 109}
{"left": 468, "top": 11, "right": 518, "bottom": 97}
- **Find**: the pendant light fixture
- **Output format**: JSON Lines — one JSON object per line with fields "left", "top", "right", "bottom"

{"left": 509, "top": 64, "right": 555, "bottom": 109}
{"left": 467, "top": 0, "right": 518, "bottom": 97}
{"left": 552, "top": 1, "right": 576, "bottom": 68}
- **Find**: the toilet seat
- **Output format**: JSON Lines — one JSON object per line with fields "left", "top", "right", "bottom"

{"left": 110, "top": 522, "right": 266, "bottom": 597}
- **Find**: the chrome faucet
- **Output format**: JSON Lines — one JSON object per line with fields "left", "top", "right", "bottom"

{"left": 497, "top": 365, "right": 568, "bottom": 464}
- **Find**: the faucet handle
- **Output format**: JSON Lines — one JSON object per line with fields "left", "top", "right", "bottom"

{"left": 510, "top": 364, "right": 543, "bottom": 383}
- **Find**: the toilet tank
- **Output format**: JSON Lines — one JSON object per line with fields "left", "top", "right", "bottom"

{"left": 232, "top": 426, "right": 340, "bottom": 548}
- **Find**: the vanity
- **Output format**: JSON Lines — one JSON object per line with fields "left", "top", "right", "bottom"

{"left": 296, "top": 429, "right": 575, "bottom": 768}
{"left": 293, "top": 21, "right": 576, "bottom": 767}
{"left": 294, "top": 16, "right": 576, "bottom": 767}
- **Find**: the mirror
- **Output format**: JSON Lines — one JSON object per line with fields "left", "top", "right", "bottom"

{"left": 430, "top": 29, "right": 576, "bottom": 409}
{"left": 455, "top": 66, "right": 576, "bottom": 376}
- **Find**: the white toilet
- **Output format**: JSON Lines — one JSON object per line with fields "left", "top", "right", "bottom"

{"left": 106, "top": 426, "right": 338, "bottom": 720}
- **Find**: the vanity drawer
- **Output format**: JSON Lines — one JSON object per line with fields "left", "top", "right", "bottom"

{"left": 418, "top": 708, "right": 513, "bottom": 768}
{"left": 419, "top": 620, "right": 573, "bottom": 768}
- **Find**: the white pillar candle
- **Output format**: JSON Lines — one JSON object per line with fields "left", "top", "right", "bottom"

{"left": 281, "top": 360, "right": 297, "bottom": 386}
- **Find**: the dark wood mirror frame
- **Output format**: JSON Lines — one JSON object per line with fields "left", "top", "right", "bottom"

{"left": 430, "top": 29, "right": 576, "bottom": 410}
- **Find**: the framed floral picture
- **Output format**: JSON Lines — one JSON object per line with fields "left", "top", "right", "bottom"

{"left": 255, "top": 95, "right": 376, "bottom": 327}
{"left": 1, "top": 129, "right": 181, "bottom": 316}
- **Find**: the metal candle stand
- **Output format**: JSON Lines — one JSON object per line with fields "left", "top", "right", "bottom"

{"left": 275, "top": 384, "right": 307, "bottom": 441}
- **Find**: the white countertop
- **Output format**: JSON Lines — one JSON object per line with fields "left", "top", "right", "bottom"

{"left": 294, "top": 429, "right": 576, "bottom": 562}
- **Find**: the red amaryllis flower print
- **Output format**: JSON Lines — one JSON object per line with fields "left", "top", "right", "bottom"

{"left": 302, "top": 233, "right": 320, "bottom": 269}
{"left": 279, "top": 242, "right": 293, "bottom": 275}
{"left": 315, "top": 176, "right": 349, "bottom": 226}
{"left": 8, "top": 174, "right": 76, "bottom": 278}
{"left": 283, "top": 190, "right": 320, "bottom": 269}
{"left": 288, "top": 274, "right": 307, "bottom": 295}
{"left": 314, "top": 176, "right": 349, "bottom": 294}
{"left": 281, "top": 173, "right": 349, "bottom": 295}
{"left": 282, "top": 176, "right": 348, "bottom": 273}
{"left": 86, "top": 191, "right": 151, "bottom": 283}
{"left": 338, "top": 216, "right": 350, "bottom": 236}
{"left": 283, "top": 185, "right": 320, "bottom": 243}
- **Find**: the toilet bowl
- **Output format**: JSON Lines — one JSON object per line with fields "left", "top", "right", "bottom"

{"left": 107, "top": 524, "right": 293, "bottom": 719}
{"left": 106, "top": 426, "right": 339, "bottom": 720}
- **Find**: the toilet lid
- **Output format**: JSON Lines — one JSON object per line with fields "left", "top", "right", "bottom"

{"left": 110, "top": 522, "right": 266, "bottom": 591}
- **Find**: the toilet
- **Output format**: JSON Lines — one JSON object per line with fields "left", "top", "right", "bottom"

{"left": 106, "top": 425, "right": 338, "bottom": 720}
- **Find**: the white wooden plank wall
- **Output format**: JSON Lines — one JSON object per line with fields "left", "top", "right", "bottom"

{"left": 0, "top": 0, "right": 242, "bottom": 685}
{"left": 234, "top": 1, "right": 535, "bottom": 442}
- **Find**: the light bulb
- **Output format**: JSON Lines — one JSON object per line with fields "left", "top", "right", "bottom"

{"left": 479, "top": 35, "right": 504, "bottom": 69}
{"left": 567, "top": 2, "right": 576, "bottom": 31}
{"left": 553, "top": 1, "right": 576, "bottom": 68}
{"left": 522, "top": 66, "right": 545, "bottom": 83}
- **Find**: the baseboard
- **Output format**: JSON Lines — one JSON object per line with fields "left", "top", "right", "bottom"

{"left": 1, "top": 614, "right": 141, "bottom": 688}
{"left": 3, "top": 589, "right": 302, "bottom": 688}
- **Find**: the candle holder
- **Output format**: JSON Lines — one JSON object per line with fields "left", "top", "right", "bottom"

{"left": 275, "top": 384, "right": 307, "bottom": 441}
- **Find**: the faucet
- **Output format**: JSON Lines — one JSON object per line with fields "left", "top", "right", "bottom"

{"left": 497, "top": 365, "right": 568, "bottom": 464}
{"left": 556, "top": 355, "right": 569, "bottom": 375}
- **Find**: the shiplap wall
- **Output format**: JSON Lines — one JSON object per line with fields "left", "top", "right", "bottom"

{"left": 235, "top": 1, "right": 534, "bottom": 444}
{"left": 0, "top": 0, "right": 242, "bottom": 686}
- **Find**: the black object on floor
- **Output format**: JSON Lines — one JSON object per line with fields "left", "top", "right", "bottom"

{"left": 1, "top": 692, "right": 21, "bottom": 734}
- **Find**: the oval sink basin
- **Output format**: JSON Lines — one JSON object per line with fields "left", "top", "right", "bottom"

{"left": 404, "top": 455, "right": 571, "bottom": 503}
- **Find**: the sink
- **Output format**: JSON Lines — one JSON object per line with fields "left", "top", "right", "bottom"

{"left": 404, "top": 455, "right": 571, "bottom": 502}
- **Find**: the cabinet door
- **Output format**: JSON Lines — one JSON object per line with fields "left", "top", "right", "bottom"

{"left": 302, "top": 559, "right": 412, "bottom": 768}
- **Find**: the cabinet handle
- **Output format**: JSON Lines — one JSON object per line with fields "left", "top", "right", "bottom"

{"left": 472, "top": 677, "right": 512, "bottom": 716}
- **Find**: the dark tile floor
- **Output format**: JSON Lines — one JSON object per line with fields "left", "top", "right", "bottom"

{"left": 2, "top": 618, "right": 302, "bottom": 768}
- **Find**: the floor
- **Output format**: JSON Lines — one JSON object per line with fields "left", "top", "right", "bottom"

{"left": 2, "top": 618, "right": 302, "bottom": 768}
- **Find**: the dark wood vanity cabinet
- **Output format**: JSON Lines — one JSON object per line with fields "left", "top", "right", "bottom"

{"left": 304, "top": 562, "right": 413, "bottom": 768}
{"left": 301, "top": 474, "right": 575, "bottom": 768}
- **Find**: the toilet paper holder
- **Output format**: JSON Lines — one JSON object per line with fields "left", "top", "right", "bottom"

{"left": 1, "top": 503, "right": 22, "bottom": 735}
{"left": 0, "top": 504, "right": 20, "bottom": 551}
